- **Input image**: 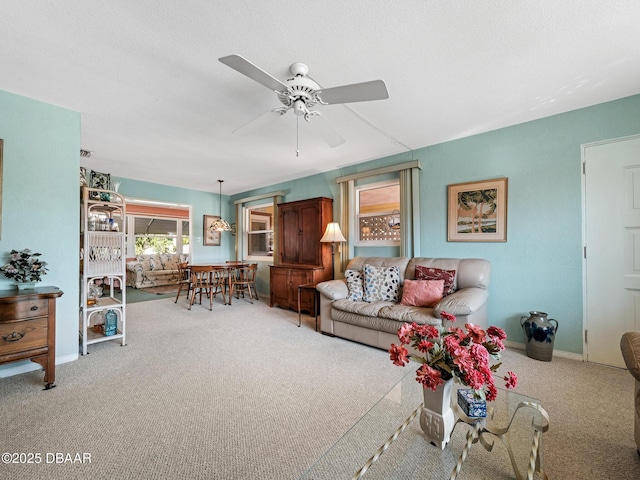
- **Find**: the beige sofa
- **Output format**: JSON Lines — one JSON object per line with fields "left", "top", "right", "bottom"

{"left": 316, "top": 256, "right": 491, "bottom": 351}
{"left": 126, "top": 253, "right": 189, "bottom": 289}
{"left": 621, "top": 331, "right": 640, "bottom": 454}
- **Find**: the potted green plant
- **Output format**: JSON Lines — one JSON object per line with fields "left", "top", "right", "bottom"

{"left": 0, "top": 248, "right": 48, "bottom": 289}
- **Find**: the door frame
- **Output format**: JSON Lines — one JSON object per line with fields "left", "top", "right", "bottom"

{"left": 581, "top": 133, "right": 640, "bottom": 363}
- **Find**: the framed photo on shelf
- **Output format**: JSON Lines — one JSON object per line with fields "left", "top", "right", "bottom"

{"left": 447, "top": 177, "right": 508, "bottom": 242}
{"left": 203, "top": 215, "right": 221, "bottom": 246}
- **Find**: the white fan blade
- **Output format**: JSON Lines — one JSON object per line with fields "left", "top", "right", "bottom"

{"left": 318, "top": 80, "right": 389, "bottom": 105}
{"left": 233, "top": 110, "right": 281, "bottom": 136}
{"left": 219, "top": 54, "right": 289, "bottom": 92}
{"left": 314, "top": 114, "right": 345, "bottom": 148}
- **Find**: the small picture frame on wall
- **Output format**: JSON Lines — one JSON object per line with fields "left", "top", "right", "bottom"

{"left": 203, "top": 215, "right": 221, "bottom": 246}
{"left": 447, "top": 177, "right": 508, "bottom": 242}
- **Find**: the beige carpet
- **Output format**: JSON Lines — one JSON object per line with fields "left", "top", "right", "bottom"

{"left": 0, "top": 297, "right": 638, "bottom": 479}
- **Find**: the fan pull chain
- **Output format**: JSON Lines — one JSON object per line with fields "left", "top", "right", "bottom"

{"left": 296, "top": 116, "right": 300, "bottom": 157}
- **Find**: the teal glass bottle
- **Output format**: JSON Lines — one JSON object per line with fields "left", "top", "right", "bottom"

{"left": 104, "top": 309, "right": 118, "bottom": 336}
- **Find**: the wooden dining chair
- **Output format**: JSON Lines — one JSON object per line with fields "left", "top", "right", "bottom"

{"left": 188, "top": 266, "right": 216, "bottom": 310}
{"left": 231, "top": 263, "right": 258, "bottom": 303}
{"left": 210, "top": 267, "right": 228, "bottom": 305}
{"left": 174, "top": 262, "right": 191, "bottom": 303}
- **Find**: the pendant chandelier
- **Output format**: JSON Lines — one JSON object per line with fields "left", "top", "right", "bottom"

{"left": 211, "top": 180, "right": 232, "bottom": 232}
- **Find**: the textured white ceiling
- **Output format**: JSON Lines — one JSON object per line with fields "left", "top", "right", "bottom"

{"left": 1, "top": 1, "right": 639, "bottom": 195}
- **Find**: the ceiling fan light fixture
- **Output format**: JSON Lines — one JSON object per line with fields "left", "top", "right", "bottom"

{"left": 293, "top": 99, "right": 306, "bottom": 116}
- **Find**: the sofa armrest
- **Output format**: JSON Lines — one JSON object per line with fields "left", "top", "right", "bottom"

{"left": 126, "top": 261, "right": 144, "bottom": 273}
{"left": 316, "top": 279, "right": 348, "bottom": 301}
{"left": 621, "top": 332, "right": 640, "bottom": 382}
{"left": 433, "top": 287, "right": 489, "bottom": 318}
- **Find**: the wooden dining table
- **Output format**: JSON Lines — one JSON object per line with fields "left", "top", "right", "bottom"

{"left": 188, "top": 262, "right": 249, "bottom": 305}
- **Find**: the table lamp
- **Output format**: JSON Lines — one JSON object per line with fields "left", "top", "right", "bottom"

{"left": 320, "top": 222, "right": 347, "bottom": 279}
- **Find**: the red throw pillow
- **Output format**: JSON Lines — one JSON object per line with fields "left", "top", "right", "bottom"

{"left": 415, "top": 266, "right": 456, "bottom": 296}
{"left": 400, "top": 279, "right": 444, "bottom": 307}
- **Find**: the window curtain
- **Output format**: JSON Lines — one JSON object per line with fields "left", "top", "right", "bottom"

{"left": 399, "top": 167, "right": 421, "bottom": 257}
{"left": 339, "top": 180, "right": 354, "bottom": 273}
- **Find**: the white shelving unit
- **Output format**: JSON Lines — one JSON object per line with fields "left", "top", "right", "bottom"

{"left": 80, "top": 186, "right": 126, "bottom": 355}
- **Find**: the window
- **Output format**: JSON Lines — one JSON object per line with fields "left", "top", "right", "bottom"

{"left": 125, "top": 201, "right": 191, "bottom": 257}
{"left": 355, "top": 180, "right": 400, "bottom": 246}
{"left": 128, "top": 217, "right": 190, "bottom": 255}
{"left": 243, "top": 203, "right": 274, "bottom": 260}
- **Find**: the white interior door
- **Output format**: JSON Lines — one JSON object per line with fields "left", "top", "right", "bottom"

{"left": 584, "top": 135, "right": 640, "bottom": 367}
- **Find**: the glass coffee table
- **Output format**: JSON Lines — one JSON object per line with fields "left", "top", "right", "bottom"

{"left": 299, "top": 369, "right": 549, "bottom": 480}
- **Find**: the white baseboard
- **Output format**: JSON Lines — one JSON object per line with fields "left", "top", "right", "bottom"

{"left": 0, "top": 352, "right": 78, "bottom": 378}
{"left": 506, "top": 340, "right": 584, "bottom": 362}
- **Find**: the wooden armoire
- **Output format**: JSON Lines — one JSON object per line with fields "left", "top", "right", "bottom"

{"left": 269, "top": 197, "right": 333, "bottom": 314}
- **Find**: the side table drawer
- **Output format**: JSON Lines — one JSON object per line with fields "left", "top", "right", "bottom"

{"left": 0, "top": 317, "right": 48, "bottom": 356}
{"left": 0, "top": 298, "right": 49, "bottom": 321}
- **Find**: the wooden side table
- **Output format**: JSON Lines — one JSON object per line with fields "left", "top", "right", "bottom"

{"left": 0, "top": 286, "right": 63, "bottom": 389}
{"left": 297, "top": 283, "right": 319, "bottom": 331}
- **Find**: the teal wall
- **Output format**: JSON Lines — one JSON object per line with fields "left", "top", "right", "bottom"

{"left": 233, "top": 94, "right": 640, "bottom": 355}
{"left": 114, "top": 177, "right": 234, "bottom": 262}
{"left": 0, "top": 90, "right": 80, "bottom": 375}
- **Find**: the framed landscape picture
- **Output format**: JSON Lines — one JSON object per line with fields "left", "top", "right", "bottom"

{"left": 203, "top": 215, "right": 221, "bottom": 246}
{"left": 447, "top": 177, "right": 508, "bottom": 242}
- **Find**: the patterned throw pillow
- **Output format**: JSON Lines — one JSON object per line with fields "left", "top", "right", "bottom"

{"left": 345, "top": 269, "right": 364, "bottom": 301}
{"left": 400, "top": 279, "right": 444, "bottom": 307}
{"left": 363, "top": 264, "right": 401, "bottom": 302}
{"left": 415, "top": 266, "right": 456, "bottom": 296}
{"left": 149, "top": 256, "right": 164, "bottom": 271}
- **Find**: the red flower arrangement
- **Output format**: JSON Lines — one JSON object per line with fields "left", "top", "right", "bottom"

{"left": 389, "top": 312, "right": 517, "bottom": 401}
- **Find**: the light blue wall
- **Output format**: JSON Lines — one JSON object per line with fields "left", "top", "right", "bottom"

{"left": 113, "top": 177, "right": 234, "bottom": 262}
{"left": 233, "top": 94, "right": 640, "bottom": 355}
{"left": 0, "top": 90, "right": 80, "bottom": 374}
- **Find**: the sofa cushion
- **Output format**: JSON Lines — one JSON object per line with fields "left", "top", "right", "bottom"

{"left": 377, "top": 304, "right": 441, "bottom": 325}
{"left": 345, "top": 269, "right": 364, "bottom": 301}
{"left": 400, "top": 279, "right": 444, "bottom": 307}
{"left": 415, "top": 266, "right": 456, "bottom": 296}
{"left": 363, "top": 264, "right": 401, "bottom": 302}
{"left": 333, "top": 299, "right": 393, "bottom": 317}
{"left": 331, "top": 301, "right": 440, "bottom": 334}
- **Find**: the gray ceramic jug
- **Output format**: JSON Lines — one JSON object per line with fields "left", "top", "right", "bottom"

{"left": 520, "top": 311, "right": 559, "bottom": 361}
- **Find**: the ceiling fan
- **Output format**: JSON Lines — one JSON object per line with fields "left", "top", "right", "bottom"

{"left": 218, "top": 54, "right": 389, "bottom": 151}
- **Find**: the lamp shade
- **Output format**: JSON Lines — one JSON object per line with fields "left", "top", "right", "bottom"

{"left": 320, "top": 222, "right": 346, "bottom": 243}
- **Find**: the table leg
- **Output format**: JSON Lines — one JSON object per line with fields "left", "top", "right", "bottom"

{"left": 297, "top": 286, "right": 302, "bottom": 327}
{"left": 314, "top": 290, "right": 319, "bottom": 331}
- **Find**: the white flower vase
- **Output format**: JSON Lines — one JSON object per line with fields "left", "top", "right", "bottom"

{"left": 419, "top": 379, "right": 456, "bottom": 449}
{"left": 16, "top": 281, "right": 36, "bottom": 290}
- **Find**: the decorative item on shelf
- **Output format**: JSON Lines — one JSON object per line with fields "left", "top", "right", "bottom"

{"left": 388, "top": 209, "right": 400, "bottom": 231}
{"left": 521, "top": 311, "right": 559, "bottom": 362}
{"left": 89, "top": 170, "right": 111, "bottom": 200}
{"left": 211, "top": 180, "right": 232, "bottom": 232}
{"left": 104, "top": 309, "right": 118, "bottom": 336}
{"left": 389, "top": 311, "right": 518, "bottom": 448}
{"left": 0, "top": 248, "right": 48, "bottom": 289}
{"left": 87, "top": 284, "right": 103, "bottom": 306}
{"left": 320, "top": 222, "right": 346, "bottom": 280}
